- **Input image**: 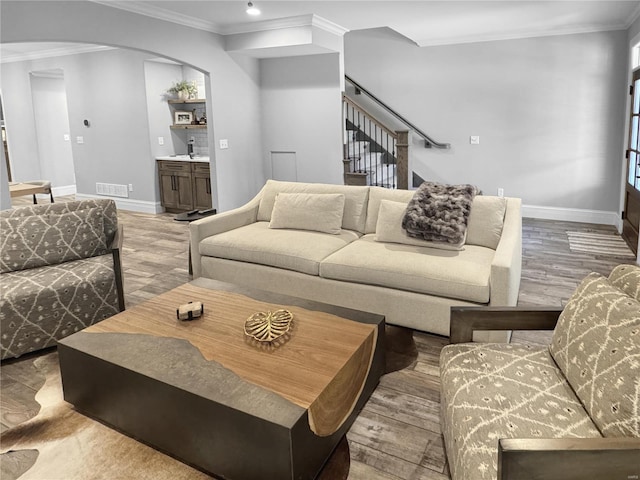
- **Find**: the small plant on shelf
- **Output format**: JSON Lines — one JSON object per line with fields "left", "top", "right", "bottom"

{"left": 167, "top": 81, "right": 198, "bottom": 100}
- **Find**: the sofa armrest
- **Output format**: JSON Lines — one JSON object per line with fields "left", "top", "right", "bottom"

{"left": 490, "top": 197, "right": 522, "bottom": 307}
{"left": 498, "top": 438, "right": 640, "bottom": 480}
{"left": 450, "top": 306, "right": 562, "bottom": 343}
{"left": 189, "top": 193, "right": 262, "bottom": 278}
{"left": 109, "top": 224, "right": 125, "bottom": 312}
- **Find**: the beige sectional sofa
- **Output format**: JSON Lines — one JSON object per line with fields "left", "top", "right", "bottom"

{"left": 441, "top": 264, "right": 640, "bottom": 480}
{"left": 190, "top": 180, "right": 522, "bottom": 340}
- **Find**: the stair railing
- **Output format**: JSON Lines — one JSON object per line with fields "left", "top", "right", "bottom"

{"left": 346, "top": 75, "right": 450, "bottom": 149}
{"left": 343, "top": 95, "right": 400, "bottom": 188}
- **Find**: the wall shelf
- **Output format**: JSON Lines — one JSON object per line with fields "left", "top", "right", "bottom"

{"left": 168, "top": 99, "right": 206, "bottom": 104}
{"left": 170, "top": 125, "right": 207, "bottom": 130}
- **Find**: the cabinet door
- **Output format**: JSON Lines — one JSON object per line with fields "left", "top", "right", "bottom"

{"left": 175, "top": 172, "right": 194, "bottom": 211}
{"left": 193, "top": 173, "right": 212, "bottom": 210}
{"left": 159, "top": 171, "right": 178, "bottom": 209}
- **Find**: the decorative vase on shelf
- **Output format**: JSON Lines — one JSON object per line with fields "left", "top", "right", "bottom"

{"left": 177, "top": 90, "right": 189, "bottom": 101}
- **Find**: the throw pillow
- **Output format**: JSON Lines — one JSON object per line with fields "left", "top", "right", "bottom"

{"left": 0, "top": 208, "right": 107, "bottom": 273}
{"left": 549, "top": 272, "right": 640, "bottom": 437}
{"left": 375, "top": 200, "right": 464, "bottom": 250}
{"left": 608, "top": 264, "right": 640, "bottom": 302}
{"left": 466, "top": 196, "right": 507, "bottom": 250}
{"left": 402, "top": 181, "right": 477, "bottom": 245}
{"left": 269, "top": 193, "right": 345, "bottom": 235}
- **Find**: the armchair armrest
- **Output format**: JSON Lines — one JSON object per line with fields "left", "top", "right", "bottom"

{"left": 490, "top": 198, "right": 522, "bottom": 307}
{"left": 498, "top": 437, "right": 640, "bottom": 480}
{"left": 109, "top": 224, "right": 125, "bottom": 312}
{"left": 189, "top": 193, "right": 262, "bottom": 278}
{"left": 450, "top": 306, "right": 562, "bottom": 343}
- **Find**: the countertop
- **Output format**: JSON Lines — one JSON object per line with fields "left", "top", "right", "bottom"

{"left": 156, "top": 155, "right": 210, "bottom": 163}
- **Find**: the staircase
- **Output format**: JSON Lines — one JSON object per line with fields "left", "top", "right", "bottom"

{"left": 342, "top": 76, "right": 450, "bottom": 190}
{"left": 343, "top": 95, "right": 407, "bottom": 189}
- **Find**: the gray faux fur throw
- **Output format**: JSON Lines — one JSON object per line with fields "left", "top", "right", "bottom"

{"left": 402, "top": 181, "right": 478, "bottom": 244}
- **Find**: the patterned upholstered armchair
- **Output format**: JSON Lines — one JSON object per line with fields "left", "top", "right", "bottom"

{"left": 440, "top": 264, "right": 640, "bottom": 480}
{"left": 0, "top": 199, "right": 124, "bottom": 360}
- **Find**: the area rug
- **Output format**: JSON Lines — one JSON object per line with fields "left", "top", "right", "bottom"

{"left": 566, "top": 231, "right": 636, "bottom": 258}
{"left": 0, "top": 352, "right": 350, "bottom": 480}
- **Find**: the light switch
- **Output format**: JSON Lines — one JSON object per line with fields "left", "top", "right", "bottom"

{"left": 158, "top": 137, "right": 164, "bottom": 145}
{"left": 470, "top": 136, "right": 480, "bottom": 145}
{"left": 63, "top": 134, "right": 70, "bottom": 141}
{"left": 76, "top": 136, "right": 84, "bottom": 144}
{"left": 219, "top": 139, "right": 229, "bottom": 149}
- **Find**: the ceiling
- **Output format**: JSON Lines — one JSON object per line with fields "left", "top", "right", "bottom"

{"left": 1, "top": 1, "right": 639, "bottom": 62}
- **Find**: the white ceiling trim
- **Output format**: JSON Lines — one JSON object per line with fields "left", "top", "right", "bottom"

{"left": 90, "top": 0, "right": 222, "bottom": 33}
{"left": 219, "top": 14, "right": 348, "bottom": 36}
{"left": 414, "top": 22, "right": 630, "bottom": 48}
{"left": 625, "top": 2, "right": 640, "bottom": 28}
{"left": 0, "top": 44, "right": 115, "bottom": 64}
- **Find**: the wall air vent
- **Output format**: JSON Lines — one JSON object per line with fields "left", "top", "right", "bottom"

{"left": 96, "top": 182, "right": 129, "bottom": 198}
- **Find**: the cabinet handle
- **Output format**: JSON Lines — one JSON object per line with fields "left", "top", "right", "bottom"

{"left": 206, "top": 178, "right": 211, "bottom": 194}
{"left": 172, "top": 175, "right": 176, "bottom": 191}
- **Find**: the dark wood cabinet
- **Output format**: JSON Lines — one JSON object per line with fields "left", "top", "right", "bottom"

{"left": 157, "top": 160, "right": 211, "bottom": 213}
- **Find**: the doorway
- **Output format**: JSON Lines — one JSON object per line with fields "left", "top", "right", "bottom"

{"left": 29, "top": 69, "right": 75, "bottom": 195}
{"left": 622, "top": 69, "right": 640, "bottom": 255}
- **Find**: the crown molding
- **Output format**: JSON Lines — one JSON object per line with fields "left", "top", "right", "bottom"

{"left": 90, "top": 0, "right": 222, "bottom": 33}
{"left": 0, "top": 44, "right": 115, "bottom": 64}
{"left": 414, "top": 23, "right": 628, "bottom": 48}
{"left": 221, "top": 14, "right": 348, "bottom": 36}
{"left": 626, "top": 2, "right": 640, "bottom": 28}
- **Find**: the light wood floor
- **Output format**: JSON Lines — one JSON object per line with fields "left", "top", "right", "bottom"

{"left": 1, "top": 196, "right": 636, "bottom": 479}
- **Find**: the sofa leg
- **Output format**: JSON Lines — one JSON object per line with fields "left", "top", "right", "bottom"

{"left": 32, "top": 194, "right": 38, "bottom": 204}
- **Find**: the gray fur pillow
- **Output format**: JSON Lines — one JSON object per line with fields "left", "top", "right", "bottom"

{"left": 402, "top": 181, "right": 478, "bottom": 245}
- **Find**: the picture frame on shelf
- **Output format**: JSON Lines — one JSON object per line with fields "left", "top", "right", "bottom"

{"left": 174, "top": 111, "right": 193, "bottom": 125}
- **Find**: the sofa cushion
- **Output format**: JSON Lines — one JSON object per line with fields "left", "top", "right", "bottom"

{"left": 440, "top": 343, "right": 602, "bottom": 480}
{"left": 466, "top": 196, "right": 506, "bottom": 249}
{"left": 375, "top": 200, "right": 463, "bottom": 250}
{"left": 199, "top": 222, "right": 360, "bottom": 276}
{"left": 319, "top": 234, "right": 494, "bottom": 302}
{"left": 364, "top": 186, "right": 415, "bottom": 234}
{"left": 608, "top": 263, "right": 640, "bottom": 301}
{"left": 256, "top": 180, "right": 369, "bottom": 233}
{"left": 1, "top": 208, "right": 107, "bottom": 273}
{"left": 0, "top": 255, "right": 119, "bottom": 360}
{"left": 0, "top": 199, "right": 118, "bottom": 246}
{"left": 549, "top": 272, "right": 640, "bottom": 437}
{"left": 269, "top": 193, "right": 345, "bottom": 235}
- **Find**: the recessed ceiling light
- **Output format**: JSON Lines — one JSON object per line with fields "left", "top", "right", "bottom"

{"left": 246, "top": 2, "right": 260, "bottom": 15}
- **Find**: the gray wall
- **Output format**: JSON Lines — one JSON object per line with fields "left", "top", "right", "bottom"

{"left": 1, "top": 0, "right": 264, "bottom": 212}
{"left": 260, "top": 53, "right": 344, "bottom": 185}
{"left": 345, "top": 28, "right": 627, "bottom": 217}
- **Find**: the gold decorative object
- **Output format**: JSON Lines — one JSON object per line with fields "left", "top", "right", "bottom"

{"left": 244, "top": 309, "right": 293, "bottom": 347}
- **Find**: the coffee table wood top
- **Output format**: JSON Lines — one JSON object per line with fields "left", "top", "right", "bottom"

{"left": 83, "top": 279, "right": 382, "bottom": 436}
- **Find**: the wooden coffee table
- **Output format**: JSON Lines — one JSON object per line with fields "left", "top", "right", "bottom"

{"left": 58, "top": 278, "right": 385, "bottom": 480}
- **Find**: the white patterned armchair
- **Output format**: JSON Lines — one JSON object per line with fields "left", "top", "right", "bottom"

{"left": 440, "top": 264, "right": 640, "bottom": 480}
{"left": 0, "top": 199, "right": 124, "bottom": 360}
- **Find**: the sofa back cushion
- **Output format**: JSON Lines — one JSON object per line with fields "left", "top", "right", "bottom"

{"left": 365, "top": 187, "right": 506, "bottom": 250}
{"left": 1, "top": 207, "right": 107, "bottom": 273}
{"left": 257, "top": 180, "right": 369, "bottom": 233}
{"left": 549, "top": 269, "right": 640, "bottom": 437}
{"left": 269, "top": 193, "right": 345, "bottom": 234}
{"left": 466, "top": 196, "right": 506, "bottom": 249}
{"left": 0, "top": 199, "right": 118, "bottom": 246}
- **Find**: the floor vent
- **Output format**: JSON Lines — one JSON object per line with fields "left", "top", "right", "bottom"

{"left": 96, "top": 183, "right": 129, "bottom": 198}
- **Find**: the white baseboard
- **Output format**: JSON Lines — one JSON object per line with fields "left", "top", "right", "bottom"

{"left": 51, "top": 184, "right": 77, "bottom": 197}
{"left": 523, "top": 204, "right": 620, "bottom": 227}
{"left": 75, "top": 193, "right": 163, "bottom": 214}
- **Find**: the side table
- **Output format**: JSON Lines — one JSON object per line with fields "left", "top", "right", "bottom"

{"left": 174, "top": 209, "right": 217, "bottom": 275}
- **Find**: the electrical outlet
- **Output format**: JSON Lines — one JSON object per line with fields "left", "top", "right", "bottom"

{"left": 158, "top": 137, "right": 164, "bottom": 145}
{"left": 497, "top": 187, "right": 504, "bottom": 197}
{"left": 219, "top": 139, "right": 229, "bottom": 149}
{"left": 63, "top": 134, "right": 70, "bottom": 141}
{"left": 470, "top": 136, "right": 480, "bottom": 145}
{"left": 76, "top": 136, "right": 84, "bottom": 144}
{"left": 128, "top": 184, "right": 133, "bottom": 192}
